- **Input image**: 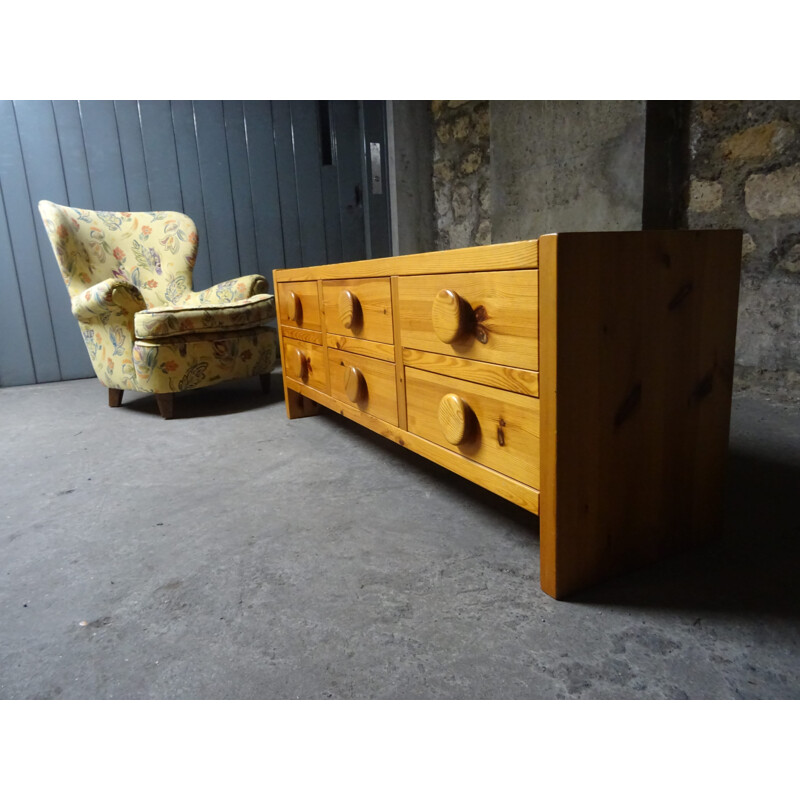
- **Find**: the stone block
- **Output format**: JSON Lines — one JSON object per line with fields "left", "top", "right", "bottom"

{"left": 720, "top": 121, "right": 795, "bottom": 161}
{"left": 433, "top": 160, "right": 454, "bottom": 182}
{"left": 688, "top": 178, "right": 723, "bottom": 213}
{"left": 745, "top": 164, "right": 800, "bottom": 219}
{"left": 451, "top": 183, "right": 473, "bottom": 223}
{"left": 452, "top": 114, "right": 470, "bottom": 142}
{"left": 479, "top": 180, "right": 491, "bottom": 215}
{"left": 778, "top": 243, "right": 800, "bottom": 273}
{"left": 474, "top": 218, "right": 492, "bottom": 245}
{"left": 473, "top": 105, "right": 490, "bottom": 141}
{"left": 459, "top": 149, "right": 483, "bottom": 176}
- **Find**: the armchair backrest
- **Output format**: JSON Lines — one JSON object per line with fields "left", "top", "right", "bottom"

{"left": 38, "top": 201, "right": 199, "bottom": 308}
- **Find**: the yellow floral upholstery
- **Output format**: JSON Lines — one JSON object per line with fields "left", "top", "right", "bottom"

{"left": 38, "top": 200, "right": 277, "bottom": 408}
{"left": 134, "top": 294, "right": 274, "bottom": 339}
{"left": 132, "top": 328, "right": 277, "bottom": 394}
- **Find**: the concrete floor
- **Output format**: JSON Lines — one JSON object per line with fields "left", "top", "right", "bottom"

{"left": 1, "top": 372, "right": 798, "bottom": 699}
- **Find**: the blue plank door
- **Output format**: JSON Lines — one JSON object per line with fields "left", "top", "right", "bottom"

{"left": 0, "top": 99, "right": 391, "bottom": 387}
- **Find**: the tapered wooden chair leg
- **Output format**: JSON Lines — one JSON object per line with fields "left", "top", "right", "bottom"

{"left": 108, "top": 388, "right": 124, "bottom": 407}
{"left": 259, "top": 373, "right": 272, "bottom": 395}
{"left": 155, "top": 393, "right": 174, "bottom": 419}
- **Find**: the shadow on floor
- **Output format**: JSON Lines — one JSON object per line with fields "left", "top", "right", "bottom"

{"left": 316, "top": 407, "right": 540, "bottom": 541}
{"left": 319, "top": 409, "right": 800, "bottom": 618}
{"left": 120, "top": 376, "right": 284, "bottom": 419}
{"left": 571, "top": 447, "right": 800, "bottom": 619}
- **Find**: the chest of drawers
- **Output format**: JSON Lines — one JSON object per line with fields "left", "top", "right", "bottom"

{"left": 274, "top": 230, "right": 742, "bottom": 598}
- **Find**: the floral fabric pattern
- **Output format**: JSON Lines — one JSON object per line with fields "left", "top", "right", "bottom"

{"left": 132, "top": 328, "right": 277, "bottom": 394}
{"left": 38, "top": 201, "right": 277, "bottom": 396}
{"left": 134, "top": 294, "right": 275, "bottom": 339}
{"left": 192, "top": 275, "right": 268, "bottom": 305}
{"left": 40, "top": 203, "right": 199, "bottom": 308}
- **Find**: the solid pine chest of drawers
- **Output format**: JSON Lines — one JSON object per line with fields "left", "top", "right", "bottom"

{"left": 274, "top": 230, "right": 742, "bottom": 598}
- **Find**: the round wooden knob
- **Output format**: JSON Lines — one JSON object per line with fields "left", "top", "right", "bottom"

{"left": 438, "top": 393, "right": 475, "bottom": 445}
{"left": 338, "top": 289, "right": 361, "bottom": 330}
{"left": 286, "top": 291, "right": 301, "bottom": 323}
{"left": 432, "top": 289, "right": 476, "bottom": 344}
{"left": 344, "top": 366, "right": 365, "bottom": 403}
{"left": 289, "top": 346, "right": 308, "bottom": 382}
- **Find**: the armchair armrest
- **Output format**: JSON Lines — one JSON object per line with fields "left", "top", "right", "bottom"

{"left": 71, "top": 279, "right": 146, "bottom": 322}
{"left": 188, "top": 274, "right": 269, "bottom": 306}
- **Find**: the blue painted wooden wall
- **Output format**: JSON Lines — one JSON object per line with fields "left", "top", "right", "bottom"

{"left": 0, "top": 99, "right": 388, "bottom": 387}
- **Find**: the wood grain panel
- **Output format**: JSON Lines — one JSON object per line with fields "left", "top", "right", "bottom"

{"left": 402, "top": 349, "right": 539, "bottom": 397}
{"left": 398, "top": 270, "right": 538, "bottom": 370}
{"left": 277, "top": 280, "right": 321, "bottom": 330}
{"left": 405, "top": 367, "right": 540, "bottom": 488}
{"left": 318, "top": 278, "right": 331, "bottom": 395}
{"left": 326, "top": 334, "right": 395, "bottom": 362}
{"left": 322, "top": 278, "right": 393, "bottom": 343}
{"left": 391, "top": 276, "right": 408, "bottom": 430}
{"left": 273, "top": 239, "right": 539, "bottom": 282}
{"left": 282, "top": 326, "right": 323, "bottom": 346}
{"left": 538, "top": 235, "right": 559, "bottom": 597}
{"left": 282, "top": 338, "right": 326, "bottom": 393}
{"left": 538, "top": 230, "right": 742, "bottom": 599}
{"left": 328, "top": 348, "right": 398, "bottom": 425}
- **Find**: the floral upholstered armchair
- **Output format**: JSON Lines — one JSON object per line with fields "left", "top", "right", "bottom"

{"left": 39, "top": 201, "right": 277, "bottom": 418}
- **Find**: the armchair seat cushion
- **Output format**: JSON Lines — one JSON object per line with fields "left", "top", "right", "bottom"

{"left": 134, "top": 293, "right": 276, "bottom": 340}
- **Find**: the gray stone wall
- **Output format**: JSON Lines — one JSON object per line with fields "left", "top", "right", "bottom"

{"left": 687, "top": 101, "right": 800, "bottom": 392}
{"left": 490, "top": 101, "right": 647, "bottom": 242}
{"left": 388, "top": 101, "right": 435, "bottom": 256}
{"left": 431, "top": 100, "right": 646, "bottom": 248}
{"left": 431, "top": 101, "right": 491, "bottom": 250}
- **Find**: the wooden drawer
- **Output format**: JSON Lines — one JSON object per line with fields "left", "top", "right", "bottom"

{"left": 323, "top": 278, "right": 393, "bottom": 344}
{"left": 277, "top": 280, "right": 321, "bottom": 331}
{"left": 398, "top": 270, "right": 538, "bottom": 370}
{"left": 283, "top": 339, "right": 326, "bottom": 393}
{"left": 405, "top": 367, "right": 540, "bottom": 488}
{"left": 329, "top": 348, "right": 398, "bottom": 426}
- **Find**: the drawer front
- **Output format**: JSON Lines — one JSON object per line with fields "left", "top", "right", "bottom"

{"left": 405, "top": 367, "right": 540, "bottom": 488}
{"left": 328, "top": 348, "right": 398, "bottom": 426}
{"left": 283, "top": 339, "right": 327, "bottom": 393}
{"left": 278, "top": 280, "right": 321, "bottom": 331}
{"left": 398, "top": 270, "right": 538, "bottom": 370}
{"left": 323, "top": 278, "right": 394, "bottom": 344}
